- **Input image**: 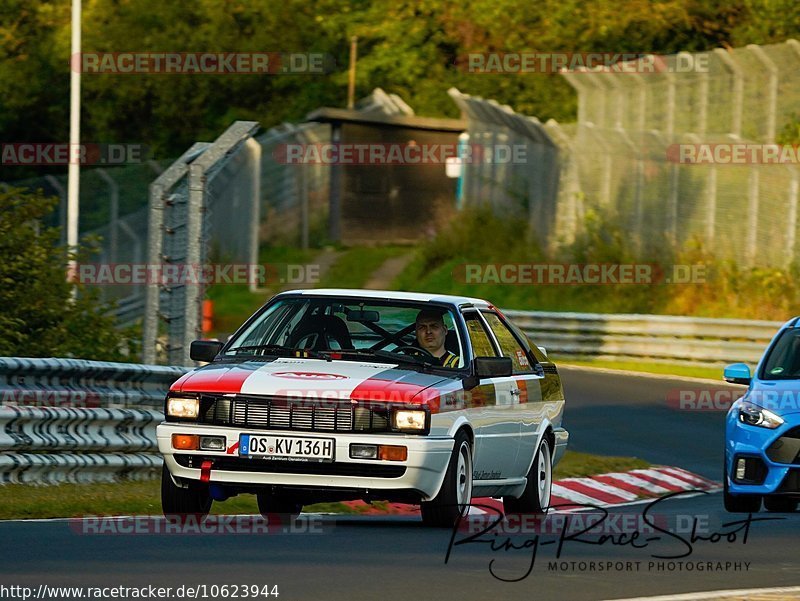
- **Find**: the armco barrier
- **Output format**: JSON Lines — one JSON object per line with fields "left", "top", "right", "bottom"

{"left": 0, "top": 357, "right": 187, "bottom": 410}
{"left": 504, "top": 310, "right": 783, "bottom": 367}
{"left": 0, "top": 358, "right": 185, "bottom": 485}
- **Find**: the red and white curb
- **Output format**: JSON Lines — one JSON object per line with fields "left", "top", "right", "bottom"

{"left": 339, "top": 466, "right": 720, "bottom": 516}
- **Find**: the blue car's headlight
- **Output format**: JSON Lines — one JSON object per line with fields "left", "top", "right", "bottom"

{"left": 738, "top": 401, "right": 784, "bottom": 429}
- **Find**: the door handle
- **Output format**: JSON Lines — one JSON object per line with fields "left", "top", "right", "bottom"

{"left": 510, "top": 388, "right": 521, "bottom": 396}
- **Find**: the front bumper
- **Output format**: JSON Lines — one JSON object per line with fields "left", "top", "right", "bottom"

{"left": 157, "top": 422, "right": 454, "bottom": 501}
{"left": 726, "top": 418, "right": 800, "bottom": 496}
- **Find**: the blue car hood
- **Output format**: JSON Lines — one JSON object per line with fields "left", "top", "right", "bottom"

{"left": 745, "top": 380, "right": 800, "bottom": 418}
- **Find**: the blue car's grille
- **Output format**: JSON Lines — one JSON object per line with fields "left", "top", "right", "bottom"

{"left": 766, "top": 427, "right": 800, "bottom": 464}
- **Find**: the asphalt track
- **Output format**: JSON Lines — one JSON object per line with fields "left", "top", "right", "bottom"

{"left": 2, "top": 367, "right": 798, "bottom": 601}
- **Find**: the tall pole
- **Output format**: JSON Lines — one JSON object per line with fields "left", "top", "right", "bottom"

{"left": 67, "top": 0, "right": 81, "bottom": 275}
{"left": 347, "top": 36, "right": 358, "bottom": 109}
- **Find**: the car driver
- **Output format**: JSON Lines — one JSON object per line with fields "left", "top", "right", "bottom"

{"left": 415, "top": 309, "right": 460, "bottom": 368}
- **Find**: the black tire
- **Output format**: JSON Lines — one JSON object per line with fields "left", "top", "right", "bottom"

{"left": 763, "top": 496, "right": 798, "bottom": 512}
{"left": 504, "top": 436, "right": 552, "bottom": 515}
{"left": 256, "top": 491, "right": 303, "bottom": 525}
{"left": 161, "top": 464, "right": 212, "bottom": 517}
{"left": 723, "top": 462, "right": 761, "bottom": 513}
{"left": 421, "top": 430, "right": 473, "bottom": 528}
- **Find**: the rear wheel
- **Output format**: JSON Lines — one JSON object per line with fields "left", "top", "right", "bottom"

{"left": 161, "top": 464, "right": 212, "bottom": 518}
{"left": 723, "top": 462, "right": 761, "bottom": 513}
{"left": 504, "top": 437, "right": 552, "bottom": 515}
{"left": 421, "top": 430, "right": 473, "bottom": 528}
{"left": 763, "top": 496, "right": 798, "bottom": 512}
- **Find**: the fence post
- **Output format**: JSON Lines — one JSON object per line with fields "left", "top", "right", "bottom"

{"left": 746, "top": 166, "right": 760, "bottom": 267}
{"left": 96, "top": 169, "right": 119, "bottom": 264}
{"left": 714, "top": 48, "right": 743, "bottom": 138}
{"left": 44, "top": 175, "right": 67, "bottom": 247}
{"left": 747, "top": 45, "right": 778, "bottom": 142}
{"left": 787, "top": 171, "right": 798, "bottom": 269}
{"left": 143, "top": 142, "right": 210, "bottom": 365}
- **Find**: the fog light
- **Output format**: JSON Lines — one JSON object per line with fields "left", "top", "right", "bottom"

{"left": 350, "top": 444, "right": 378, "bottom": 459}
{"left": 200, "top": 436, "right": 226, "bottom": 451}
{"left": 378, "top": 445, "right": 407, "bottom": 461}
{"left": 172, "top": 434, "right": 199, "bottom": 450}
{"left": 736, "top": 458, "right": 747, "bottom": 481}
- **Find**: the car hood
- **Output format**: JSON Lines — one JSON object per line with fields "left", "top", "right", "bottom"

{"left": 745, "top": 380, "right": 800, "bottom": 418}
{"left": 170, "top": 357, "right": 454, "bottom": 403}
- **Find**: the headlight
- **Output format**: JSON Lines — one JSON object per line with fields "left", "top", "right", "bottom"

{"left": 167, "top": 397, "right": 200, "bottom": 419}
{"left": 738, "top": 402, "right": 784, "bottom": 429}
{"left": 392, "top": 409, "right": 426, "bottom": 431}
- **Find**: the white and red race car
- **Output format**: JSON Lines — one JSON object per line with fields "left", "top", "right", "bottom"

{"left": 157, "top": 289, "right": 569, "bottom": 527}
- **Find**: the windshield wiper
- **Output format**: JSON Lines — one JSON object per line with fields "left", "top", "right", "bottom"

{"left": 323, "top": 349, "right": 432, "bottom": 369}
{"left": 372, "top": 350, "right": 433, "bottom": 368}
{"left": 227, "top": 344, "right": 326, "bottom": 359}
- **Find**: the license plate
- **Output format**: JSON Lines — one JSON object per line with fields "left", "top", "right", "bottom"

{"left": 239, "top": 434, "right": 334, "bottom": 462}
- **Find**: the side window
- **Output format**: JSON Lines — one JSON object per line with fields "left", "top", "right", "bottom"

{"left": 482, "top": 311, "right": 535, "bottom": 374}
{"left": 463, "top": 312, "right": 498, "bottom": 358}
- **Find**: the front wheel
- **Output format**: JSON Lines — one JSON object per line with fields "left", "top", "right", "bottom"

{"left": 161, "top": 464, "right": 212, "bottom": 518}
{"left": 421, "top": 431, "right": 473, "bottom": 528}
{"left": 504, "top": 437, "right": 552, "bottom": 515}
{"left": 763, "top": 496, "right": 798, "bottom": 512}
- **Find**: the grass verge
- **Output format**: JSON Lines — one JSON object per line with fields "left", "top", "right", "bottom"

{"left": 557, "top": 358, "right": 724, "bottom": 381}
{"left": 0, "top": 451, "right": 649, "bottom": 519}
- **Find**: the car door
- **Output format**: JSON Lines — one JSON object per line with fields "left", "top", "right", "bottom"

{"left": 461, "top": 310, "right": 520, "bottom": 481}
{"left": 481, "top": 310, "right": 545, "bottom": 479}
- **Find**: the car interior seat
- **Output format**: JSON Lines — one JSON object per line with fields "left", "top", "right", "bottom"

{"left": 287, "top": 315, "right": 354, "bottom": 351}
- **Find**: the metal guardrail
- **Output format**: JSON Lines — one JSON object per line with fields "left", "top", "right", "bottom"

{"left": 0, "top": 358, "right": 186, "bottom": 485}
{"left": 504, "top": 310, "right": 784, "bottom": 367}
{"left": 0, "top": 357, "right": 187, "bottom": 410}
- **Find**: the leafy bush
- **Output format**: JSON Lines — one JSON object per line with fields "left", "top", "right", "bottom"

{"left": 0, "top": 187, "right": 138, "bottom": 360}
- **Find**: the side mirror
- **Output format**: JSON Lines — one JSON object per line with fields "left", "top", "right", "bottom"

{"left": 190, "top": 340, "right": 223, "bottom": 362}
{"left": 724, "top": 363, "right": 751, "bottom": 385}
{"left": 474, "top": 356, "right": 512, "bottom": 378}
{"left": 537, "top": 346, "right": 548, "bottom": 357}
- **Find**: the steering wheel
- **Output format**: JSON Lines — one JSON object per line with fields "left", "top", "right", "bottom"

{"left": 393, "top": 345, "right": 436, "bottom": 360}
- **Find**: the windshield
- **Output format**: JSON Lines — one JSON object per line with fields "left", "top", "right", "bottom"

{"left": 224, "top": 297, "right": 466, "bottom": 369}
{"left": 761, "top": 328, "right": 800, "bottom": 380}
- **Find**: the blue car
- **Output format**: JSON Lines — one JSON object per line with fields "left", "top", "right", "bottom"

{"left": 724, "top": 318, "right": 800, "bottom": 513}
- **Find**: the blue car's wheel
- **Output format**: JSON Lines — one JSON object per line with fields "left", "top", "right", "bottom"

{"left": 763, "top": 496, "right": 798, "bottom": 512}
{"left": 723, "top": 462, "right": 761, "bottom": 513}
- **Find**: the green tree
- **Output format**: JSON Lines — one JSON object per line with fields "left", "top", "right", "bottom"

{"left": 0, "top": 187, "right": 137, "bottom": 360}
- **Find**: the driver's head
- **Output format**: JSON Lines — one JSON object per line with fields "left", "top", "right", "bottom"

{"left": 415, "top": 309, "right": 447, "bottom": 357}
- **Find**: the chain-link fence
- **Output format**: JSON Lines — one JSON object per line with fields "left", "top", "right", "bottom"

{"left": 2, "top": 161, "right": 169, "bottom": 324}
{"left": 557, "top": 40, "right": 800, "bottom": 267}
{"left": 448, "top": 88, "right": 564, "bottom": 251}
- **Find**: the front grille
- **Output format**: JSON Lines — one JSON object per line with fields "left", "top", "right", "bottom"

{"left": 175, "top": 454, "right": 406, "bottom": 478}
{"left": 766, "top": 427, "right": 800, "bottom": 464}
{"left": 198, "top": 395, "right": 391, "bottom": 433}
{"left": 541, "top": 364, "right": 558, "bottom": 375}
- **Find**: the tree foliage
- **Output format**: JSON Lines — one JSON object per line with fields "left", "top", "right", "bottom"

{"left": 0, "top": 187, "right": 137, "bottom": 360}
{"left": 2, "top": 0, "right": 798, "bottom": 162}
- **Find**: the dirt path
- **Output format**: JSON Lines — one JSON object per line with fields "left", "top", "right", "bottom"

{"left": 363, "top": 253, "right": 414, "bottom": 290}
